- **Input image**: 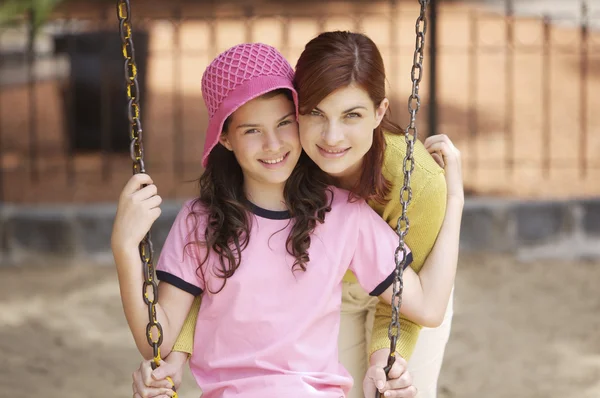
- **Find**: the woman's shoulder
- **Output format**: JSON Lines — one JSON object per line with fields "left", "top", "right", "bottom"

{"left": 383, "top": 131, "right": 445, "bottom": 179}
{"left": 379, "top": 132, "right": 447, "bottom": 213}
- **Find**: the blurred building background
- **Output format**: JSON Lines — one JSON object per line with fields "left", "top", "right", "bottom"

{"left": 0, "top": 1, "right": 599, "bottom": 398}
{"left": 1, "top": 0, "right": 598, "bottom": 203}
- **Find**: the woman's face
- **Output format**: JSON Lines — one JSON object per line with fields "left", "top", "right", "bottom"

{"left": 298, "top": 83, "right": 388, "bottom": 179}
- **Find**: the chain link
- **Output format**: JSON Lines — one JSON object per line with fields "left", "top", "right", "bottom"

{"left": 116, "top": 3, "right": 174, "bottom": 392}
{"left": 376, "top": 1, "right": 429, "bottom": 396}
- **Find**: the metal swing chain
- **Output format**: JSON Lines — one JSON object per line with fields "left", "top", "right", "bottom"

{"left": 116, "top": 0, "right": 165, "bottom": 373}
{"left": 377, "top": 1, "right": 429, "bottom": 396}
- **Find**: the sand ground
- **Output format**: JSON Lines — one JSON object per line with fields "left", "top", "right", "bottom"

{"left": 1, "top": 253, "right": 599, "bottom": 398}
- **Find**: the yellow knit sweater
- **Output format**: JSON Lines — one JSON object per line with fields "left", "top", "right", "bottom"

{"left": 171, "top": 132, "right": 447, "bottom": 361}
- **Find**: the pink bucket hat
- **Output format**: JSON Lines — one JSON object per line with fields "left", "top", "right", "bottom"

{"left": 201, "top": 43, "right": 298, "bottom": 167}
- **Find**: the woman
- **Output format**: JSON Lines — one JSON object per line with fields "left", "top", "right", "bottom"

{"left": 294, "top": 31, "right": 457, "bottom": 398}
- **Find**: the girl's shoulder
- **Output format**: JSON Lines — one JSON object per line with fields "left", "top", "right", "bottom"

{"left": 178, "top": 198, "right": 208, "bottom": 217}
{"left": 326, "top": 186, "right": 370, "bottom": 217}
{"left": 327, "top": 185, "right": 352, "bottom": 205}
{"left": 172, "top": 198, "right": 210, "bottom": 233}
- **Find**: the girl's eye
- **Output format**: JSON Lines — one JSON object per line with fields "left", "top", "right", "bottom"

{"left": 346, "top": 112, "right": 361, "bottom": 119}
{"left": 244, "top": 129, "right": 260, "bottom": 135}
{"left": 278, "top": 120, "right": 292, "bottom": 127}
{"left": 310, "top": 110, "right": 322, "bottom": 117}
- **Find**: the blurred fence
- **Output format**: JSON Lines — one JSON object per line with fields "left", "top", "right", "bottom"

{"left": 0, "top": 0, "right": 599, "bottom": 203}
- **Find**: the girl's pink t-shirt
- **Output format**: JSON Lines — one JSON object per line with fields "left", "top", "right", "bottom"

{"left": 156, "top": 187, "right": 412, "bottom": 398}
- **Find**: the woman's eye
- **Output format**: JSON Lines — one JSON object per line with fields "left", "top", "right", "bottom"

{"left": 278, "top": 120, "right": 292, "bottom": 127}
{"left": 346, "top": 112, "right": 361, "bottom": 119}
{"left": 244, "top": 129, "right": 260, "bottom": 135}
{"left": 310, "top": 110, "right": 322, "bottom": 117}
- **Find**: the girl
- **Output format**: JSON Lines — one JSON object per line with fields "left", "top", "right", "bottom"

{"left": 116, "top": 43, "right": 462, "bottom": 398}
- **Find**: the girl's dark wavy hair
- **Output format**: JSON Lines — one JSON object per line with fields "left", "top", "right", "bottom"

{"left": 185, "top": 89, "right": 332, "bottom": 294}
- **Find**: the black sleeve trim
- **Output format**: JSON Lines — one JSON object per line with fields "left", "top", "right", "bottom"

{"left": 369, "top": 252, "right": 414, "bottom": 297}
{"left": 156, "top": 270, "right": 203, "bottom": 296}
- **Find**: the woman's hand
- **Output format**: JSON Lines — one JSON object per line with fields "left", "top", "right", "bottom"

{"left": 364, "top": 349, "right": 417, "bottom": 398}
{"left": 425, "top": 134, "right": 464, "bottom": 203}
{"left": 132, "top": 351, "right": 188, "bottom": 398}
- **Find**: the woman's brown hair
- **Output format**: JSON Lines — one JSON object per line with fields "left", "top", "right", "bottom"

{"left": 294, "top": 31, "right": 404, "bottom": 205}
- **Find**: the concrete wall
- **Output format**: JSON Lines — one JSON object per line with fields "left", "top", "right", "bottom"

{"left": 1, "top": 197, "right": 599, "bottom": 267}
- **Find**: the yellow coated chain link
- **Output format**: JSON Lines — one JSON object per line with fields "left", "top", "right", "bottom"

{"left": 116, "top": 1, "right": 177, "bottom": 396}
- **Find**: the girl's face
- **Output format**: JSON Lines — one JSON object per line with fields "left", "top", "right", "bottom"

{"left": 298, "top": 83, "right": 388, "bottom": 179}
{"left": 219, "top": 93, "right": 301, "bottom": 191}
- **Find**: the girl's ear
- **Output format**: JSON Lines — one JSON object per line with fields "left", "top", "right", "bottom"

{"left": 219, "top": 135, "right": 233, "bottom": 151}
